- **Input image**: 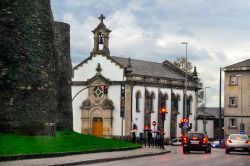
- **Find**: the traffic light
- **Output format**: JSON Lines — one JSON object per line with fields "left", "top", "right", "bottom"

{"left": 161, "top": 107, "right": 167, "bottom": 114}
{"left": 104, "top": 85, "right": 109, "bottom": 94}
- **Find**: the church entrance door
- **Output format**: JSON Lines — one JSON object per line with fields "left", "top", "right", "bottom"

{"left": 92, "top": 117, "right": 103, "bottom": 137}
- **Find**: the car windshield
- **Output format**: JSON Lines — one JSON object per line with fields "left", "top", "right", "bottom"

{"left": 230, "top": 134, "right": 248, "bottom": 140}
{"left": 187, "top": 133, "right": 204, "bottom": 139}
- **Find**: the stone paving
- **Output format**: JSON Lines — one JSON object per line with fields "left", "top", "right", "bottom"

{"left": 0, "top": 146, "right": 171, "bottom": 166}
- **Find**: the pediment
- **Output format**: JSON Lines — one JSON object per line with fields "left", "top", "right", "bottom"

{"left": 87, "top": 74, "right": 110, "bottom": 86}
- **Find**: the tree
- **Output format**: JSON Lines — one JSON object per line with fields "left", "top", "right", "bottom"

{"left": 172, "top": 56, "right": 204, "bottom": 111}
{"left": 173, "top": 56, "right": 193, "bottom": 74}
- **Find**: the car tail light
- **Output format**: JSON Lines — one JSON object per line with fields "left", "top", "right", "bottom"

{"left": 192, "top": 137, "right": 197, "bottom": 140}
{"left": 227, "top": 140, "right": 232, "bottom": 144}
{"left": 202, "top": 138, "right": 207, "bottom": 144}
{"left": 246, "top": 140, "right": 250, "bottom": 144}
{"left": 183, "top": 137, "right": 188, "bottom": 144}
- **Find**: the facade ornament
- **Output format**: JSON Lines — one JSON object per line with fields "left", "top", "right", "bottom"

{"left": 96, "top": 63, "right": 102, "bottom": 74}
{"left": 192, "top": 66, "right": 198, "bottom": 81}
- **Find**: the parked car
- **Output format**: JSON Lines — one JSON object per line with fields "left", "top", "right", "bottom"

{"left": 170, "top": 137, "right": 182, "bottom": 146}
{"left": 211, "top": 140, "right": 220, "bottom": 148}
{"left": 182, "top": 132, "right": 211, "bottom": 154}
{"left": 225, "top": 134, "right": 250, "bottom": 154}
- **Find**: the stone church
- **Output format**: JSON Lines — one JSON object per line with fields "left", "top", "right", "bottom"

{"left": 72, "top": 15, "right": 200, "bottom": 139}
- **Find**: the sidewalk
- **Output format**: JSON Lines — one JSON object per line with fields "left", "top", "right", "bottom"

{"left": 0, "top": 147, "right": 171, "bottom": 166}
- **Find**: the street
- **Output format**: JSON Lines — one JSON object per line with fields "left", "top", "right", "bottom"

{"left": 89, "top": 146, "right": 250, "bottom": 166}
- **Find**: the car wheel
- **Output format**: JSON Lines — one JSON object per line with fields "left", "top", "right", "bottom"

{"left": 205, "top": 147, "right": 209, "bottom": 153}
{"left": 225, "top": 149, "right": 230, "bottom": 154}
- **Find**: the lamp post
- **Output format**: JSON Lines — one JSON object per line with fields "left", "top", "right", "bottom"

{"left": 203, "top": 86, "right": 210, "bottom": 134}
{"left": 236, "top": 74, "right": 243, "bottom": 132}
{"left": 181, "top": 42, "right": 188, "bottom": 119}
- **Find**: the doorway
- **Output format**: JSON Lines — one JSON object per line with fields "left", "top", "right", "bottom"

{"left": 92, "top": 117, "right": 103, "bottom": 137}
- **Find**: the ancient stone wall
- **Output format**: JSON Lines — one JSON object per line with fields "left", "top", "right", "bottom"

{"left": 0, "top": 0, "right": 72, "bottom": 135}
{"left": 54, "top": 22, "right": 73, "bottom": 130}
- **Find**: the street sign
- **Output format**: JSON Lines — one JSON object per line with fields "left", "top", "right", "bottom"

{"left": 183, "top": 123, "right": 189, "bottom": 130}
{"left": 152, "top": 121, "right": 156, "bottom": 126}
{"left": 240, "top": 130, "right": 245, "bottom": 134}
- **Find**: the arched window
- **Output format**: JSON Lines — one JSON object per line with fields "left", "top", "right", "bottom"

{"left": 136, "top": 91, "right": 141, "bottom": 112}
{"left": 150, "top": 93, "right": 155, "bottom": 113}
{"left": 187, "top": 96, "right": 193, "bottom": 115}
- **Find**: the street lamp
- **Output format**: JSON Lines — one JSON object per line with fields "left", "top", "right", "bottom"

{"left": 181, "top": 42, "right": 188, "bottom": 119}
{"left": 203, "top": 86, "right": 210, "bottom": 134}
{"left": 236, "top": 74, "right": 244, "bottom": 132}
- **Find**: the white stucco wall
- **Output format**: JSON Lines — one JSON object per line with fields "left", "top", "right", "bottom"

{"left": 108, "top": 85, "right": 122, "bottom": 136}
{"left": 72, "top": 55, "right": 124, "bottom": 82}
{"left": 187, "top": 90, "right": 196, "bottom": 133}
{"left": 197, "top": 119, "right": 214, "bottom": 139}
{"left": 132, "top": 86, "right": 145, "bottom": 137}
{"left": 72, "top": 85, "right": 87, "bottom": 133}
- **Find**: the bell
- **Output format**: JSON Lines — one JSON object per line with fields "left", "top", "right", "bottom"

{"left": 99, "top": 34, "right": 104, "bottom": 44}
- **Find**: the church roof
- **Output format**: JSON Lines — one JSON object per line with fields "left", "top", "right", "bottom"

{"left": 111, "top": 56, "right": 186, "bottom": 80}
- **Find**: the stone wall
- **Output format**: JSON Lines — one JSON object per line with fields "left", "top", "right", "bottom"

{"left": 0, "top": 0, "right": 72, "bottom": 135}
{"left": 54, "top": 22, "right": 73, "bottom": 130}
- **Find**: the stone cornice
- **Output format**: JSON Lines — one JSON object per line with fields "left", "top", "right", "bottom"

{"left": 223, "top": 66, "right": 250, "bottom": 72}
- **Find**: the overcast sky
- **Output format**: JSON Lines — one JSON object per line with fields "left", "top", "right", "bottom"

{"left": 51, "top": 0, "right": 250, "bottom": 107}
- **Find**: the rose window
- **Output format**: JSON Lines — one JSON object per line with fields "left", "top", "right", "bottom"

{"left": 93, "top": 86, "right": 103, "bottom": 98}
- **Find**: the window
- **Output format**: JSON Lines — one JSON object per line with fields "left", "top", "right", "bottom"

{"left": 229, "top": 118, "right": 236, "bottom": 127}
{"left": 136, "top": 91, "right": 141, "bottom": 112}
{"left": 229, "top": 75, "right": 237, "bottom": 85}
{"left": 93, "top": 86, "right": 103, "bottom": 98}
{"left": 229, "top": 97, "right": 237, "bottom": 107}
{"left": 187, "top": 96, "right": 193, "bottom": 115}
{"left": 150, "top": 93, "right": 155, "bottom": 113}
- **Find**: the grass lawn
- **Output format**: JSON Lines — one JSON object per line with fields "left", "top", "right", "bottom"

{"left": 0, "top": 130, "right": 139, "bottom": 156}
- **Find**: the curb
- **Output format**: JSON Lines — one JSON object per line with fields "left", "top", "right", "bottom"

{"left": 51, "top": 150, "right": 171, "bottom": 166}
{"left": 0, "top": 146, "right": 141, "bottom": 162}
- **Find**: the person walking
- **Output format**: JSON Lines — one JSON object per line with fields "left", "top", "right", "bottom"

{"left": 147, "top": 131, "right": 152, "bottom": 147}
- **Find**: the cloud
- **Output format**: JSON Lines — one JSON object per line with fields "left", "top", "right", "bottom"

{"left": 51, "top": 0, "right": 250, "bottom": 107}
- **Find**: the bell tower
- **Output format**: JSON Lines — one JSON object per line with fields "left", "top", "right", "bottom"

{"left": 92, "top": 14, "right": 111, "bottom": 56}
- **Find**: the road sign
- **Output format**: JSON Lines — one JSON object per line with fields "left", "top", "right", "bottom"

{"left": 183, "top": 123, "right": 189, "bottom": 130}
{"left": 152, "top": 121, "right": 156, "bottom": 126}
{"left": 240, "top": 130, "right": 245, "bottom": 134}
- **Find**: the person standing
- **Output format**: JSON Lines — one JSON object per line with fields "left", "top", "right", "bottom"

{"left": 147, "top": 131, "right": 152, "bottom": 147}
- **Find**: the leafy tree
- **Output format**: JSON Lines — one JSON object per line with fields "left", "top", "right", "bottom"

{"left": 172, "top": 56, "right": 204, "bottom": 110}
{"left": 173, "top": 56, "right": 193, "bottom": 73}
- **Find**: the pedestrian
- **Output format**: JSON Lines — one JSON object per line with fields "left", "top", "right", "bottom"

{"left": 131, "top": 131, "right": 136, "bottom": 143}
{"left": 147, "top": 131, "right": 152, "bottom": 147}
{"left": 156, "top": 132, "right": 160, "bottom": 148}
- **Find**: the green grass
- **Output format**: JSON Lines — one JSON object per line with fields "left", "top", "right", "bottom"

{"left": 0, "top": 130, "right": 139, "bottom": 156}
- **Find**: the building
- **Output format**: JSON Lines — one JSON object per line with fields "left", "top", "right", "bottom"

{"left": 223, "top": 59, "right": 250, "bottom": 137}
{"left": 71, "top": 15, "right": 200, "bottom": 140}
{"left": 196, "top": 107, "right": 224, "bottom": 139}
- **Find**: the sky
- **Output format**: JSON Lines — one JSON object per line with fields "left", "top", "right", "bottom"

{"left": 51, "top": 0, "right": 250, "bottom": 107}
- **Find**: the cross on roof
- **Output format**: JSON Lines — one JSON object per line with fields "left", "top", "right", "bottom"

{"left": 99, "top": 14, "right": 105, "bottom": 24}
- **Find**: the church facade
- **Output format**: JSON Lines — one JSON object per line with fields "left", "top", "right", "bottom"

{"left": 71, "top": 15, "right": 200, "bottom": 139}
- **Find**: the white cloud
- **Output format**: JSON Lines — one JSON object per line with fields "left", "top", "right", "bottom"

{"left": 51, "top": 0, "right": 250, "bottom": 107}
